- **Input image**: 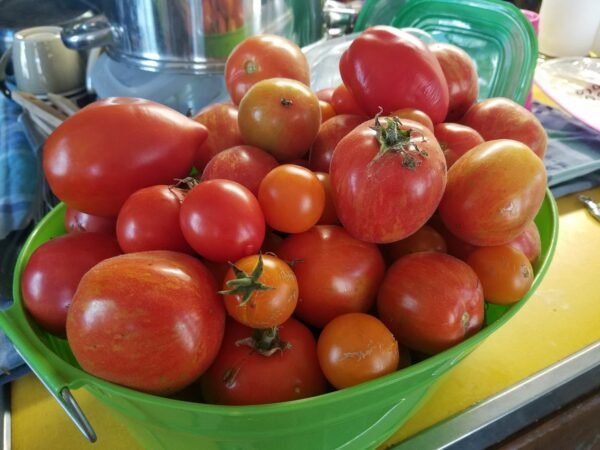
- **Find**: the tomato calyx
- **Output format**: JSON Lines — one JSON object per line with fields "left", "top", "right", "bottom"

{"left": 460, "top": 311, "right": 471, "bottom": 332}
{"left": 280, "top": 98, "right": 293, "bottom": 107}
{"left": 235, "top": 326, "right": 292, "bottom": 356}
{"left": 219, "top": 253, "right": 273, "bottom": 304}
{"left": 370, "top": 114, "right": 429, "bottom": 170}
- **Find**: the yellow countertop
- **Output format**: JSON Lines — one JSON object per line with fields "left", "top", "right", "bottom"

{"left": 10, "top": 186, "right": 600, "bottom": 449}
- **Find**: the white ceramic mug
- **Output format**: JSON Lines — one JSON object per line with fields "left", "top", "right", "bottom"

{"left": 0, "top": 25, "right": 85, "bottom": 96}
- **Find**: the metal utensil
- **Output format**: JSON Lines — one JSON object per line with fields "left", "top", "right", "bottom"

{"left": 578, "top": 195, "right": 600, "bottom": 222}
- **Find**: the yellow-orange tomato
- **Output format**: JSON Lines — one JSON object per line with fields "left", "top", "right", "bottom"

{"left": 319, "top": 100, "right": 336, "bottom": 123}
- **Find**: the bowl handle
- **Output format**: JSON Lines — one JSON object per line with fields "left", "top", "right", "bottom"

{"left": 61, "top": 14, "right": 113, "bottom": 50}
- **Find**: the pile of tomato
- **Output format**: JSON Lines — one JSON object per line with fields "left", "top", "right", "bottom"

{"left": 21, "top": 26, "right": 548, "bottom": 405}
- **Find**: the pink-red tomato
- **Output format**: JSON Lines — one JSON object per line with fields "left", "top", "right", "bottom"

{"left": 67, "top": 251, "right": 225, "bottom": 395}
{"left": 506, "top": 221, "right": 542, "bottom": 264}
{"left": 21, "top": 232, "right": 122, "bottom": 336}
{"left": 224, "top": 34, "right": 310, "bottom": 105}
{"left": 460, "top": 97, "right": 548, "bottom": 158}
{"left": 377, "top": 252, "right": 484, "bottom": 355}
{"left": 330, "top": 84, "right": 367, "bottom": 117}
{"left": 192, "top": 102, "right": 243, "bottom": 171}
{"left": 308, "top": 114, "right": 365, "bottom": 173}
{"left": 390, "top": 108, "right": 434, "bottom": 132}
{"left": 438, "top": 139, "right": 547, "bottom": 246}
{"left": 238, "top": 78, "right": 321, "bottom": 162}
{"left": 221, "top": 254, "right": 298, "bottom": 329}
{"left": 433, "top": 122, "right": 485, "bottom": 168}
{"left": 258, "top": 164, "right": 325, "bottom": 234}
{"left": 317, "top": 313, "right": 400, "bottom": 389}
{"left": 330, "top": 117, "right": 447, "bottom": 243}
{"left": 315, "top": 172, "right": 340, "bottom": 225}
{"left": 202, "top": 318, "right": 327, "bottom": 405}
{"left": 466, "top": 245, "right": 534, "bottom": 305}
{"left": 340, "top": 26, "right": 449, "bottom": 123}
{"left": 44, "top": 97, "right": 207, "bottom": 217}
{"left": 180, "top": 179, "right": 265, "bottom": 262}
{"left": 277, "top": 225, "right": 386, "bottom": 328}
{"left": 383, "top": 224, "right": 447, "bottom": 264}
{"left": 116, "top": 184, "right": 193, "bottom": 254}
{"left": 316, "top": 87, "right": 335, "bottom": 103}
{"left": 428, "top": 42, "right": 479, "bottom": 121}
{"left": 200, "top": 145, "right": 278, "bottom": 196}
{"left": 64, "top": 206, "right": 116, "bottom": 235}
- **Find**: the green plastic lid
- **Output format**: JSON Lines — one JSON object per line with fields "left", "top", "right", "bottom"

{"left": 355, "top": 0, "right": 538, "bottom": 105}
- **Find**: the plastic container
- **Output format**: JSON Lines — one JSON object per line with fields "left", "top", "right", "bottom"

{"left": 0, "top": 192, "right": 557, "bottom": 449}
{"left": 355, "top": 0, "right": 538, "bottom": 105}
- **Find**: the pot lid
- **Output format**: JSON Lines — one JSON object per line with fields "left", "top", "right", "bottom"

{"left": 0, "top": 0, "right": 94, "bottom": 34}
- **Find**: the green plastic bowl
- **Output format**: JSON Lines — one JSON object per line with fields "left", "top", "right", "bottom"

{"left": 0, "top": 191, "right": 557, "bottom": 449}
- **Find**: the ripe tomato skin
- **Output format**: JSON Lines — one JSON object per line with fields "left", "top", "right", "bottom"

{"left": 200, "top": 145, "right": 278, "bottom": 196}
{"left": 377, "top": 252, "right": 484, "bottom": 355}
{"left": 330, "top": 117, "right": 447, "bottom": 243}
{"left": 340, "top": 26, "right": 449, "bottom": 123}
{"left": 438, "top": 139, "right": 547, "bottom": 246}
{"left": 222, "top": 254, "right": 298, "bottom": 329}
{"left": 315, "top": 172, "right": 340, "bottom": 225}
{"left": 390, "top": 108, "right": 434, "bottom": 132}
{"left": 180, "top": 179, "right": 265, "bottom": 262}
{"left": 316, "top": 87, "right": 335, "bottom": 103}
{"left": 67, "top": 251, "right": 225, "bottom": 395}
{"left": 64, "top": 206, "right": 116, "bottom": 235}
{"left": 308, "top": 114, "right": 365, "bottom": 173}
{"left": 317, "top": 313, "right": 400, "bottom": 389}
{"left": 202, "top": 318, "right": 327, "bottom": 405}
{"left": 277, "top": 225, "right": 386, "bottom": 328}
{"left": 428, "top": 43, "right": 479, "bottom": 121}
{"left": 258, "top": 164, "right": 325, "bottom": 234}
{"left": 192, "top": 103, "right": 243, "bottom": 171}
{"left": 116, "top": 185, "right": 193, "bottom": 254}
{"left": 383, "top": 224, "right": 447, "bottom": 264}
{"left": 44, "top": 97, "right": 207, "bottom": 217}
{"left": 21, "top": 232, "right": 122, "bottom": 336}
{"left": 460, "top": 97, "right": 548, "bottom": 158}
{"left": 225, "top": 34, "right": 310, "bottom": 105}
{"left": 507, "top": 221, "right": 541, "bottom": 264}
{"left": 467, "top": 245, "right": 533, "bottom": 305}
{"left": 319, "top": 100, "right": 336, "bottom": 123}
{"left": 330, "top": 84, "right": 367, "bottom": 117}
{"left": 433, "top": 122, "right": 484, "bottom": 169}
{"left": 238, "top": 78, "right": 321, "bottom": 162}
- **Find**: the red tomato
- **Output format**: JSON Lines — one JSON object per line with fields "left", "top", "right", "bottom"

{"left": 224, "top": 34, "right": 310, "bottom": 105}
{"left": 315, "top": 172, "right": 340, "bottom": 225}
{"left": 258, "top": 164, "right": 325, "bottom": 234}
{"left": 319, "top": 100, "right": 336, "bottom": 123}
{"left": 466, "top": 245, "right": 533, "bottom": 305}
{"left": 21, "top": 232, "right": 121, "bottom": 336}
{"left": 428, "top": 43, "right": 479, "bottom": 121}
{"left": 116, "top": 184, "right": 192, "bottom": 254}
{"left": 438, "top": 139, "right": 547, "bottom": 246}
{"left": 192, "top": 103, "right": 243, "bottom": 171}
{"left": 277, "top": 225, "right": 386, "bottom": 328}
{"left": 340, "top": 26, "right": 449, "bottom": 123}
{"left": 67, "top": 251, "right": 225, "bottom": 394}
{"left": 64, "top": 206, "right": 116, "bottom": 235}
{"left": 316, "top": 87, "right": 335, "bottom": 103}
{"left": 383, "top": 224, "right": 447, "bottom": 264}
{"left": 460, "top": 97, "right": 548, "bottom": 158}
{"left": 429, "top": 214, "right": 479, "bottom": 261}
{"left": 317, "top": 313, "right": 400, "bottom": 389}
{"left": 238, "top": 78, "right": 321, "bottom": 162}
{"left": 390, "top": 108, "right": 434, "bottom": 132}
{"left": 202, "top": 318, "right": 327, "bottom": 405}
{"left": 330, "top": 117, "right": 447, "bottom": 243}
{"left": 433, "top": 122, "right": 485, "bottom": 169}
{"left": 221, "top": 254, "right": 298, "bottom": 328}
{"left": 180, "top": 179, "right": 265, "bottom": 262}
{"left": 377, "top": 252, "right": 484, "bottom": 355}
{"left": 506, "top": 221, "right": 541, "bottom": 264}
{"left": 330, "top": 84, "right": 367, "bottom": 117}
{"left": 200, "top": 145, "right": 278, "bottom": 196}
{"left": 308, "top": 114, "right": 365, "bottom": 173}
{"left": 44, "top": 97, "right": 207, "bottom": 217}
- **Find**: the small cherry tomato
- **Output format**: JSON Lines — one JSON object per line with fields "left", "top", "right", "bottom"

{"left": 309, "top": 114, "right": 365, "bottom": 173}
{"left": 330, "top": 83, "right": 367, "bottom": 117}
{"left": 390, "top": 108, "right": 434, "bottom": 132}
{"left": 383, "top": 224, "right": 447, "bottom": 264}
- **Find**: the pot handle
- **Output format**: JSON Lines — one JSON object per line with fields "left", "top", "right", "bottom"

{"left": 61, "top": 14, "right": 113, "bottom": 50}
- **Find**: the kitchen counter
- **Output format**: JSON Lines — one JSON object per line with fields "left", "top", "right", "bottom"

{"left": 7, "top": 185, "right": 600, "bottom": 449}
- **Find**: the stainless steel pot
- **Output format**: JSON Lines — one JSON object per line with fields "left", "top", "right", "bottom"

{"left": 61, "top": 0, "right": 324, "bottom": 74}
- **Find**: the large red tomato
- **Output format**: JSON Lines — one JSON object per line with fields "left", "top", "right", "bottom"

{"left": 438, "top": 139, "right": 547, "bottom": 246}
{"left": 339, "top": 26, "right": 449, "bottom": 123}
{"left": 460, "top": 97, "right": 548, "bottom": 158}
{"left": 224, "top": 34, "right": 310, "bottom": 105}
{"left": 428, "top": 43, "right": 479, "bottom": 121}
{"left": 276, "top": 225, "right": 386, "bottom": 328}
{"left": 21, "top": 232, "right": 122, "bottom": 336}
{"left": 377, "top": 252, "right": 484, "bottom": 355}
{"left": 330, "top": 116, "right": 447, "bottom": 243}
{"left": 201, "top": 318, "right": 327, "bottom": 405}
{"left": 44, "top": 97, "right": 207, "bottom": 217}
{"left": 66, "top": 251, "right": 225, "bottom": 395}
